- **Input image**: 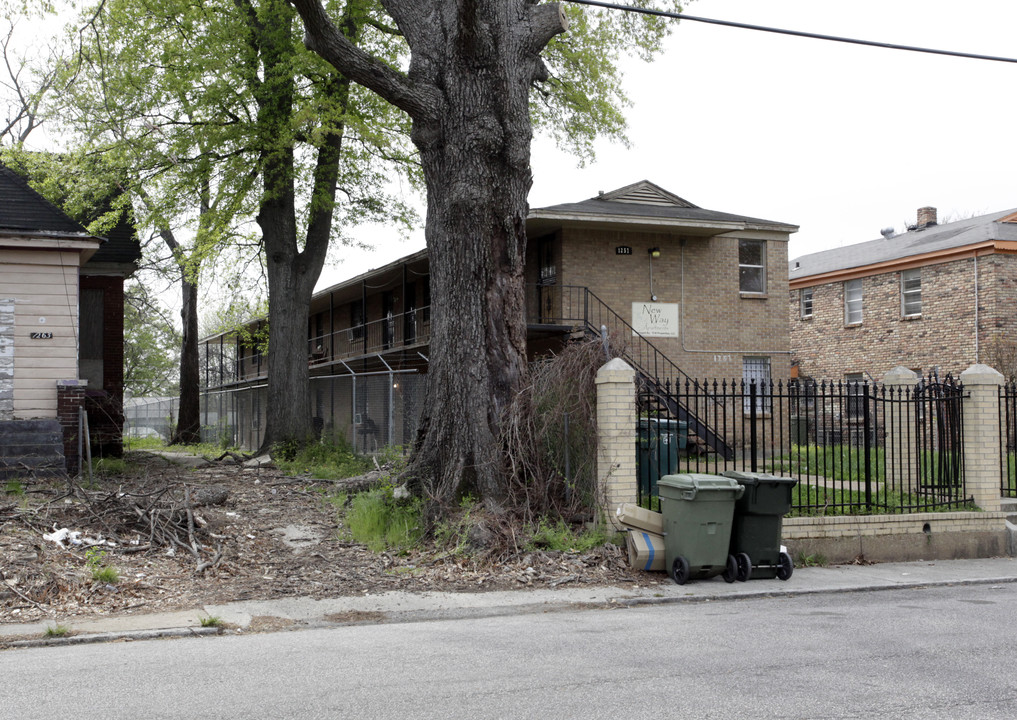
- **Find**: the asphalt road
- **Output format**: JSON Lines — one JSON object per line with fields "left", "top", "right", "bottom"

{"left": 3, "top": 583, "right": 1016, "bottom": 719}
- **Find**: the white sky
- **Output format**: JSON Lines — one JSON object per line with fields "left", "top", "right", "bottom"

{"left": 321, "top": 0, "right": 1017, "bottom": 290}
{"left": 12, "top": 2, "right": 1016, "bottom": 294}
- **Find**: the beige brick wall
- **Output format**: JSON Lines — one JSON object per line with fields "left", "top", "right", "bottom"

{"left": 791, "top": 253, "right": 1017, "bottom": 381}
{"left": 783, "top": 511, "right": 1009, "bottom": 562}
{"left": 557, "top": 227, "right": 792, "bottom": 380}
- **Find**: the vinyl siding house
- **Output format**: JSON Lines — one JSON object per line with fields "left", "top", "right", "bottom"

{"left": 789, "top": 206, "right": 1017, "bottom": 382}
{"left": 0, "top": 162, "right": 140, "bottom": 477}
{"left": 201, "top": 180, "right": 797, "bottom": 452}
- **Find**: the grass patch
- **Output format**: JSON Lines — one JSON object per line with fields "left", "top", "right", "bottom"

{"left": 524, "top": 518, "right": 620, "bottom": 553}
{"left": 346, "top": 487, "right": 423, "bottom": 552}
{"left": 4, "top": 479, "right": 25, "bottom": 496}
{"left": 321, "top": 489, "right": 349, "bottom": 510}
{"left": 275, "top": 438, "right": 374, "bottom": 480}
{"left": 92, "top": 457, "right": 130, "bottom": 478}
{"left": 85, "top": 548, "right": 120, "bottom": 584}
{"left": 795, "top": 551, "right": 828, "bottom": 568}
{"left": 44, "top": 624, "right": 71, "bottom": 638}
{"left": 124, "top": 436, "right": 166, "bottom": 451}
{"left": 199, "top": 615, "right": 223, "bottom": 628}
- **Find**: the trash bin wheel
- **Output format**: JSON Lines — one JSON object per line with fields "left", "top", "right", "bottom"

{"left": 722, "top": 554, "right": 738, "bottom": 583}
{"left": 736, "top": 552, "right": 752, "bottom": 582}
{"left": 671, "top": 556, "right": 691, "bottom": 585}
{"left": 776, "top": 551, "right": 794, "bottom": 581}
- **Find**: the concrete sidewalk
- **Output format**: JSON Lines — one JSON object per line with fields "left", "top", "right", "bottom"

{"left": 4, "top": 556, "right": 1016, "bottom": 647}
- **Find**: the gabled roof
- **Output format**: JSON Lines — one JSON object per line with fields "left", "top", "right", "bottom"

{"left": 528, "top": 180, "right": 798, "bottom": 236}
{"left": 0, "top": 162, "right": 92, "bottom": 238}
{"left": 0, "top": 158, "right": 140, "bottom": 268}
{"left": 789, "top": 208, "right": 1017, "bottom": 283}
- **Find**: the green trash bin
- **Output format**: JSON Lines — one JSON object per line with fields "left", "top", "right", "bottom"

{"left": 638, "top": 418, "right": 687, "bottom": 499}
{"left": 658, "top": 474, "right": 744, "bottom": 585}
{"left": 721, "top": 471, "right": 798, "bottom": 582}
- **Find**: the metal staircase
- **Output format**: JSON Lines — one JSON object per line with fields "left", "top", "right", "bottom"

{"left": 530, "top": 284, "right": 734, "bottom": 459}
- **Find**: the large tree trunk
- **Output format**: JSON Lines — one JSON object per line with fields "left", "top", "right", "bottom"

{"left": 170, "top": 270, "right": 201, "bottom": 446}
{"left": 407, "top": 11, "right": 537, "bottom": 505}
{"left": 293, "top": 0, "right": 568, "bottom": 507}
{"left": 258, "top": 238, "right": 320, "bottom": 451}
{"left": 252, "top": 0, "right": 344, "bottom": 453}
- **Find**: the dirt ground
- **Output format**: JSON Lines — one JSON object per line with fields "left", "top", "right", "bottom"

{"left": 1, "top": 452, "right": 652, "bottom": 626}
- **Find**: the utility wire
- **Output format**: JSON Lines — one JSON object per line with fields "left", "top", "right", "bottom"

{"left": 565, "top": 0, "right": 1017, "bottom": 65}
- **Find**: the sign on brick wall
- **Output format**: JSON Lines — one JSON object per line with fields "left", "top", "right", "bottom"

{"left": 631, "top": 302, "right": 679, "bottom": 338}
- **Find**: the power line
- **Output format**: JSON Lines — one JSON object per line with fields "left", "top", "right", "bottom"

{"left": 565, "top": 0, "right": 1017, "bottom": 65}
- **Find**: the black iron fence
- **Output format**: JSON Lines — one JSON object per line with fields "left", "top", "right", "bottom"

{"left": 1000, "top": 382, "right": 1017, "bottom": 498}
{"left": 637, "top": 375, "right": 969, "bottom": 515}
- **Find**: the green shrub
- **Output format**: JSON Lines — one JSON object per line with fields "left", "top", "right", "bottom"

{"left": 346, "top": 488, "right": 423, "bottom": 552}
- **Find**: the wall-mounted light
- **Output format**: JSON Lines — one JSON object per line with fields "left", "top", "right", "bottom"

{"left": 648, "top": 249, "right": 660, "bottom": 302}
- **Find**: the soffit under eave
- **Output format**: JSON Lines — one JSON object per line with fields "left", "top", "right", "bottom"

{"left": 80, "top": 260, "right": 139, "bottom": 278}
{"left": 527, "top": 213, "right": 798, "bottom": 237}
{"left": 309, "top": 252, "right": 430, "bottom": 313}
{"left": 526, "top": 214, "right": 746, "bottom": 237}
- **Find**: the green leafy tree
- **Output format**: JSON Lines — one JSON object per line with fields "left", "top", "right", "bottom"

{"left": 123, "top": 282, "right": 180, "bottom": 397}
{"left": 292, "top": 0, "right": 683, "bottom": 509}
{"left": 48, "top": 0, "right": 416, "bottom": 448}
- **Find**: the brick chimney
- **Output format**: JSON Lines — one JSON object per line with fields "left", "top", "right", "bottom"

{"left": 917, "top": 206, "right": 937, "bottom": 229}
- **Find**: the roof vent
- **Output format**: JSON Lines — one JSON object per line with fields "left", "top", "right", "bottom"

{"left": 880, "top": 227, "right": 895, "bottom": 239}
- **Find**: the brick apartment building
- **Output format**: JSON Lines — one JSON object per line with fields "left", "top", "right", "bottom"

{"left": 789, "top": 206, "right": 1017, "bottom": 383}
{"left": 201, "top": 180, "right": 798, "bottom": 451}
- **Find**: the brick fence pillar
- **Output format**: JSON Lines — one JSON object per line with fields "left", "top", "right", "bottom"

{"left": 959, "top": 364, "right": 1004, "bottom": 512}
{"left": 57, "top": 380, "right": 87, "bottom": 475}
{"left": 596, "top": 358, "right": 637, "bottom": 527}
{"left": 882, "top": 366, "right": 919, "bottom": 485}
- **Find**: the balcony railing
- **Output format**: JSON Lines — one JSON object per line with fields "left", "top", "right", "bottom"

{"left": 308, "top": 306, "right": 431, "bottom": 367}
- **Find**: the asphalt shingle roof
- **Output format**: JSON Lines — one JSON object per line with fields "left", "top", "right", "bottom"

{"left": 530, "top": 180, "right": 798, "bottom": 231}
{"left": 789, "top": 208, "right": 1017, "bottom": 280}
{"left": 0, "top": 162, "right": 90, "bottom": 237}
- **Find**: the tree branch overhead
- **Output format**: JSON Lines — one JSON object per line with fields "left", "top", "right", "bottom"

{"left": 291, "top": 0, "right": 437, "bottom": 121}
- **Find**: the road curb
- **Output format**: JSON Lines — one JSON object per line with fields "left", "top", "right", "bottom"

{"left": 1, "top": 625, "right": 222, "bottom": 649}
{"left": 613, "top": 574, "right": 1017, "bottom": 607}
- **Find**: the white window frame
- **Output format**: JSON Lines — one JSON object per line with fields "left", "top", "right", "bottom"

{"left": 800, "top": 287, "right": 813, "bottom": 319}
{"left": 739, "top": 239, "right": 766, "bottom": 294}
{"left": 901, "top": 268, "right": 922, "bottom": 317}
{"left": 844, "top": 279, "right": 863, "bottom": 325}
{"left": 742, "top": 356, "right": 772, "bottom": 414}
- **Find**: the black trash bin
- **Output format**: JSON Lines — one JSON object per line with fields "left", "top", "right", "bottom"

{"left": 721, "top": 470, "right": 798, "bottom": 581}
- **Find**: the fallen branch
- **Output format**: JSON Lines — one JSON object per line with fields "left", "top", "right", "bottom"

{"left": 0, "top": 569, "right": 44, "bottom": 609}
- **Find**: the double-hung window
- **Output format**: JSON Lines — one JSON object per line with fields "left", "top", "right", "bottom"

{"left": 739, "top": 239, "right": 765, "bottom": 294}
{"left": 844, "top": 279, "right": 863, "bottom": 325}
{"left": 742, "top": 356, "right": 772, "bottom": 413}
{"left": 800, "top": 287, "right": 814, "bottom": 319}
{"left": 845, "top": 372, "right": 866, "bottom": 418}
{"left": 901, "top": 268, "right": 922, "bottom": 317}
